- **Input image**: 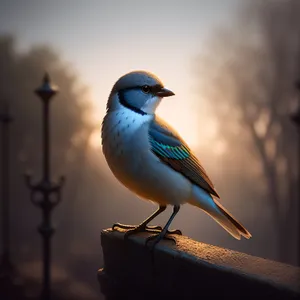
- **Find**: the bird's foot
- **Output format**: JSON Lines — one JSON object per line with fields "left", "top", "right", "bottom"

{"left": 112, "top": 223, "right": 163, "bottom": 235}
{"left": 166, "top": 229, "right": 182, "bottom": 235}
{"left": 145, "top": 229, "right": 182, "bottom": 251}
{"left": 124, "top": 224, "right": 164, "bottom": 239}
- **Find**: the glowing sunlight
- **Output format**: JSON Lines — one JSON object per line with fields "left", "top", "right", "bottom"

{"left": 89, "top": 129, "right": 102, "bottom": 150}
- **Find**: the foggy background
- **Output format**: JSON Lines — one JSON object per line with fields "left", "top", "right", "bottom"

{"left": 0, "top": 0, "right": 299, "bottom": 299}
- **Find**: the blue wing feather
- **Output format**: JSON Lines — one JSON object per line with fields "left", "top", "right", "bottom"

{"left": 149, "top": 115, "right": 220, "bottom": 198}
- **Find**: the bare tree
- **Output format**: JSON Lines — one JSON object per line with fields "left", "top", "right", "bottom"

{"left": 197, "top": 0, "right": 300, "bottom": 265}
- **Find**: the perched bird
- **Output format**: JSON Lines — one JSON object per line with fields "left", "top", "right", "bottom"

{"left": 101, "top": 70, "right": 251, "bottom": 247}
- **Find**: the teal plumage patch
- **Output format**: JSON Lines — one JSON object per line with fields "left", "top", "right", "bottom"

{"left": 149, "top": 137, "right": 190, "bottom": 160}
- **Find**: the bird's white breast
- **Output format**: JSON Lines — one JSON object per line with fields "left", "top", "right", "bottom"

{"left": 101, "top": 107, "right": 192, "bottom": 205}
{"left": 102, "top": 107, "right": 152, "bottom": 163}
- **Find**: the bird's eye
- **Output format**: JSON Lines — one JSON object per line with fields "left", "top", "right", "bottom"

{"left": 141, "top": 85, "right": 151, "bottom": 94}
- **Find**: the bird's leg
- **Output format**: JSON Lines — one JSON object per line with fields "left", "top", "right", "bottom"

{"left": 112, "top": 205, "right": 167, "bottom": 235}
{"left": 146, "top": 205, "right": 181, "bottom": 250}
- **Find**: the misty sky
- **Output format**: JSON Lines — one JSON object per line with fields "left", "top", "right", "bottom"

{"left": 0, "top": 0, "right": 240, "bottom": 147}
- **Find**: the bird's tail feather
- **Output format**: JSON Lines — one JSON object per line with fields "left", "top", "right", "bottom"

{"left": 213, "top": 198, "right": 252, "bottom": 239}
{"left": 188, "top": 186, "right": 251, "bottom": 240}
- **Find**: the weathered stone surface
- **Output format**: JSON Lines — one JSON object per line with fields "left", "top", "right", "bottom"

{"left": 98, "top": 229, "right": 300, "bottom": 300}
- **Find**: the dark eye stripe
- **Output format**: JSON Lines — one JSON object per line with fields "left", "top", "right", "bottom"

{"left": 117, "top": 84, "right": 163, "bottom": 115}
{"left": 118, "top": 90, "right": 147, "bottom": 115}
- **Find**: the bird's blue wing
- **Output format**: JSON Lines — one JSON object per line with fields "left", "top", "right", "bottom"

{"left": 149, "top": 116, "right": 220, "bottom": 198}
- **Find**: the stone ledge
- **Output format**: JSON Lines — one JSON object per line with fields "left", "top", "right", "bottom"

{"left": 98, "top": 229, "right": 300, "bottom": 300}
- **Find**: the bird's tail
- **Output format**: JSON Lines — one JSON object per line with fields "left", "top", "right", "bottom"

{"left": 188, "top": 186, "right": 251, "bottom": 240}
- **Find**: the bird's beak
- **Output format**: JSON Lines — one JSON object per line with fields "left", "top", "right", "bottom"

{"left": 156, "top": 87, "right": 175, "bottom": 97}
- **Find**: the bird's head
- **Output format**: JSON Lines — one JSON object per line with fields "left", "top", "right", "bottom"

{"left": 107, "top": 71, "right": 175, "bottom": 115}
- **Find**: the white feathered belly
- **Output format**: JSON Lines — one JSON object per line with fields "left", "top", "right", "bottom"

{"left": 102, "top": 110, "right": 192, "bottom": 205}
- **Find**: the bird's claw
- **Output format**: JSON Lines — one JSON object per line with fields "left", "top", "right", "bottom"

{"left": 112, "top": 223, "right": 182, "bottom": 250}
{"left": 124, "top": 225, "right": 163, "bottom": 239}
{"left": 145, "top": 229, "right": 181, "bottom": 251}
{"left": 112, "top": 223, "right": 163, "bottom": 234}
{"left": 145, "top": 225, "right": 163, "bottom": 231}
{"left": 112, "top": 223, "right": 136, "bottom": 231}
{"left": 166, "top": 228, "right": 182, "bottom": 235}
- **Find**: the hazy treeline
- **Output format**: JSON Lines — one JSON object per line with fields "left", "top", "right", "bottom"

{"left": 196, "top": 0, "right": 299, "bottom": 265}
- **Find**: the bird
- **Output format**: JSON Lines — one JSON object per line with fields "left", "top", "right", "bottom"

{"left": 101, "top": 70, "right": 251, "bottom": 247}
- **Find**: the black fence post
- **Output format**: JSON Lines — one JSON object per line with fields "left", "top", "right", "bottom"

{"left": 24, "top": 73, "right": 65, "bottom": 300}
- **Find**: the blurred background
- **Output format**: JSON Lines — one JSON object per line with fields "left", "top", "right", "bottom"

{"left": 0, "top": 0, "right": 299, "bottom": 299}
